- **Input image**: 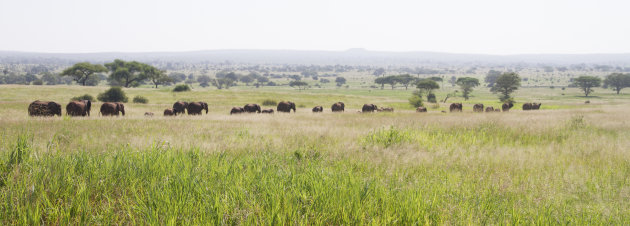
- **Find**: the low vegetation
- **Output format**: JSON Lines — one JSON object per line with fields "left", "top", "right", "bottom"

{"left": 132, "top": 95, "right": 149, "bottom": 104}
{"left": 172, "top": 84, "right": 191, "bottom": 92}
{"left": 97, "top": 87, "right": 128, "bottom": 102}
{"left": 70, "top": 94, "right": 94, "bottom": 102}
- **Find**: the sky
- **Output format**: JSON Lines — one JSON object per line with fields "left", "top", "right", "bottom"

{"left": 0, "top": 0, "right": 628, "bottom": 54}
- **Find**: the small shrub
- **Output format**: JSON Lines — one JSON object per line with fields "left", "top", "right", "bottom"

{"left": 173, "top": 84, "right": 191, "bottom": 92}
{"left": 409, "top": 95, "right": 423, "bottom": 108}
{"left": 266, "top": 81, "right": 277, "bottom": 86}
{"left": 33, "top": 79, "right": 43, "bottom": 85}
{"left": 133, "top": 95, "right": 149, "bottom": 104}
{"left": 97, "top": 87, "right": 128, "bottom": 103}
{"left": 262, "top": 99, "right": 277, "bottom": 106}
{"left": 71, "top": 94, "right": 95, "bottom": 102}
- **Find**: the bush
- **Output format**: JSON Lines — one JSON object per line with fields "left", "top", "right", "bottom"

{"left": 409, "top": 95, "right": 424, "bottom": 108}
{"left": 97, "top": 87, "right": 128, "bottom": 103}
{"left": 266, "top": 81, "right": 277, "bottom": 86}
{"left": 173, "top": 84, "right": 191, "bottom": 92}
{"left": 262, "top": 99, "right": 277, "bottom": 106}
{"left": 133, "top": 95, "right": 149, "bottom": 104}
{"left": 71, "top": 94, "right": 95, "bottom": 102}
{"left": 33, "top": 79, "right": 43, "bottom": 85}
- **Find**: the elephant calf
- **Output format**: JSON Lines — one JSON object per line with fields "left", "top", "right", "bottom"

{"left": 312, "top": 106, "right": 323, "bottom": 113}
{"left": 164, "top": 108, "right": 177, "bottom": 116}
{"left": 261, "top": 109, "right": 274, "bottom": 114}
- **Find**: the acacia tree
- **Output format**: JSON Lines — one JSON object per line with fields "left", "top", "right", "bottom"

{"left": 145, "top": 66, "right": 171, "bottom": 88}
{"left": 603, "top": 73, "right": 630, "bottom": 94}
{"left": 374, "top": 77, "right": 387, "bottom": 89}
{"left": 396, "top": 74, "right": 416, "bottom": 90}
{"left": 456, "top": 77, "right": 480, "bottom": 100}
{"left": 573, "top": 76, "right": 601, "bottom": 97}
{"left": 335, "top": 77, "right": 346, "bottom": 87}
{"left": 105, "top": 59, "right": 147, "bottom": 87}
{"left": 491, "top": 72, "right": 521, "bottom": 102}
{"left": 61, "top": 62, "right": 107, "bottom": 86}
{"left": 289, "top": 80, "right": 308, "bottom": 90}
{"left": 415, "top": 79, "right": 439, "bottom": 100}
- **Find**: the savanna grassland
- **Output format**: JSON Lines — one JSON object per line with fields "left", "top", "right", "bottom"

{"left": 1, "top": 84, "right": 630, "bottom": 224}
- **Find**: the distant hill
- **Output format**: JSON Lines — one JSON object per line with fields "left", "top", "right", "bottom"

{"left": 1, "top": 49, "right": 629, "bottom": 66}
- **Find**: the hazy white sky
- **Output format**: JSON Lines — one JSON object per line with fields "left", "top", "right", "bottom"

{"left": 0, "top": 0, "right": 628, "bottom": 54}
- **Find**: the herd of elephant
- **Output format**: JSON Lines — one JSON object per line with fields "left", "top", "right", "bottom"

{"left": 26, "top": 99, "right": 542, "bottom": 117}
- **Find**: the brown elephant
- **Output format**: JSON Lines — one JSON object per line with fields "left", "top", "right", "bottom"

{"left": 261, "top": 109, "right": 274, "bottom": 114}
{"left": 449, "top": 103, "right": 463, "bottom": 112}
{"left": 277, "top": 101, "right": 296, "bottom": 113}
{"left": 100, "top": 102, "right": 125, "bottom": 116}
{"left": 187, "top": 102, "right": 208, "bottom": 115}
{"left": 378, "top": 107, "right": 394, "bottom": 112}
{"left": 362, "top": 104, "right": 378, "bottom": 113}
{"left": 173, "top": 101, "right": 188, "bottom": 115}
{"left": 164, "top": 108, "right": 177, "bottom": 116}
{"left": 473, "top": 104, "right": 484, "bottom": 113}
{"left": 244, "top": 104, "right": 261, "bottom": 113}
{"left": 502, "top": 102, "right": 514, "bottom": 112}
{"left": 331, "top": 102, "right": 345, "bottom": 112}
{"left": 28, "top": 100, "right": 62, "bottom": 117}
{"left": 485, "top": 106, "right": 495, "bottom": 112}
{"left": 312, "top": 106, "right": 323, "bottom": 112}
{"left": 416, "top": 107, "right": 427, "bottom": 112}
{"left": 66, "top": 100, "right": 91, "bottom": 116}
{"left": 230, "top": 107, "right": 245, "bottom": 115}
{"left": 531, "top": 103, "right": 541, "bottom": 110}
{"left": 523, "top": 102, "right": 541, "bottom": 110}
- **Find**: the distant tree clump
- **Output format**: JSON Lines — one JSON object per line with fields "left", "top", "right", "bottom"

{"left": 485, "top": 70, "right": 502, "bottom": 87}
{"left": 573, "top": 76, "right": 601, "bottom": 97}
{"left": 335, "top": 77, "right": 347, "bottom": 87}
{"left": 71, "top": 94, "right": 95, "bottom": 102}
{"left": 372, "top": 68, "right": 386, "bottom": 77}
{"left": 173, "top": 84, "right": 191, "bottom": 92}
{"left": 262, "top": 99, "right": 277, "bottom": 106}
{"left": 289, "top": 80, "right": 308, "bottom": 90}
{"left": 132, "top": 95, "right": 149, "bottom": 104}
{"left": 491, "top": 72, "right": 521, "bottom": 102}
{"left": 61, "top": 62, "right": 108, "bottom": 86}
{"left": 97, "top": 87, "right": 128, "bottom": 103}
{"left": 456, "top": 77, "right": 480, "bottom": 100}
{"left": 395, "top": 74, "right": 416, "bottom": 90}
{"left": 105, "top": 59, "right": 151, "bottom": 88}
{"left": 603, "top": 73, "right": 630, "bottom": 94}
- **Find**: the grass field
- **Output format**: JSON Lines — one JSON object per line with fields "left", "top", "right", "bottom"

{"left": 1, "top": 84, "right": 630, "bottom": 224}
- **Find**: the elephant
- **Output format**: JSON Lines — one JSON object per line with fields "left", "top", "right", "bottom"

{"left": 230, "top": 107, "right": 245, "bottom": 115}
{"left": 173, "top": 101, "right": 188, "bottom": 115}
{"left": 531, "top": 103, "right": 542, "bottom": 110}
{"left": 261, "top": 109, "right": 274, "bottom": 114}
{"left": 28, "top": 100, "right": 62, "bottom": 117}
{"left": 485, "top": 106, "right": 495, "bottom": 112}
{"left": 100, "top": 102, "right": 125, "bottom": 116}
{"left": 331, "top": 102, "right": 345, "bottom": 112}
{"left": 416, "top": 107, "right": 427, "bottom": 112}
{"left": 378, "top": 107, "right": 394, "bottom": 112}
{"left": 473, "top": 104, "right": 484, "bottom": 113}
{"left": 312, "top": 106, "right": 323, "bottom": 113}
{"left": 244, "top": 104, "right": 261, "bottom": 113}
{"left": 362, "top": 104, "right": 378, "bottom": 113}
{"left": 449, "top": 103, "right": 463, "bottom": 112}
{"left": 277, "top": 101, "right": 296, "bottom": 113}
{"left": 66, "top": 100, "right": 91, "bottom": 116}
{"left": 164, "top": 108, "right": 177, "bottom": 116}
{"left": 502, "top": 102, "right": 514, "bottom": 112}
{"left": 187, "top": 102, "right": 208, "bottom": 115}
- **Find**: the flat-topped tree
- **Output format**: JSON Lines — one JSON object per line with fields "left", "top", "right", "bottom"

{"left": 61, "top": 62, "right": 107, "bottom": 86}
{"left": 144, "top": 65, "right": 171, "bottom": 88}
{"left": 456, "top": 77, "right": 480, "bottom": 100}
{"left": 491, "top": 72, "right": 521, "bottom": 102}
{"left": 105, "top": 59, "right": 147, "bottom": 88}
{"left": 573, "top": 76, "right": 601, "bottom": 97}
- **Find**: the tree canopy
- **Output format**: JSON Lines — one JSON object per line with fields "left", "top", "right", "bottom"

{"left": 603, "top": 73, "right": 630, "bottom": 94}
{"left": 289, "top": 80, "right": 308, "bottom": 90}
{"left": 61, "top": 62, "right": 107, "bottom": 86}
{"left": 573, "top": 76, "right": 601, "bottom": 97}
{"left": 456, "top": 77, "right": 480, "bottom": 100}
{"left": 490, "top": 72, "right": 521, "bottom": 102}
{"left": 105, "top": 59, "right": 149, "bottom": 88}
